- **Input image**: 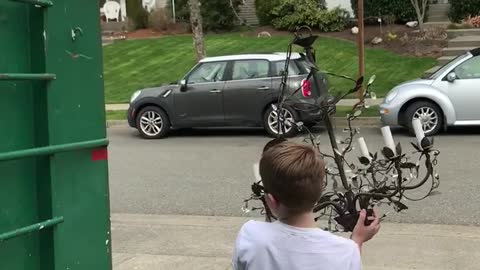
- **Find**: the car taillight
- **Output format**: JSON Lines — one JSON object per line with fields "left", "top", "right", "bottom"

{"left": 301, "top": 79, "right": 312, "bottom": 98}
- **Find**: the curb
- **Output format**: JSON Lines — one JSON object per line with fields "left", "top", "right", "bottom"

{"left": 105, "top": 101, "right": 385, "bottom": 112}
{"left": 105, "top": 118, "right": 382, "bottom": 129}
{"left": 332, "top": 117, "right": 381, "bottom": 127}
{"left": 106, "top": 120, "right": 129, "bottom": 128}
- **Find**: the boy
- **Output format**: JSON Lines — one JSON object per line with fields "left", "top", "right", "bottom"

{"left": 232, "top": 141, "right": 381, "bottom": 270}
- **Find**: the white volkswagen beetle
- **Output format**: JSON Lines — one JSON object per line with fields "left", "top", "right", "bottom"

{"left": 380, "top": 48, "right": 480, "bottom": 135}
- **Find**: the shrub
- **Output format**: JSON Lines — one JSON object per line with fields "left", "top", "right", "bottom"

{"left": 464, "top": 15, "right": 480, "bottom": 28}
{"left": 255, "top": 0, "right": 281, "bottom": 25}
{"left": 449, "top": 0, "right": 480, "bottom": 22}
{"left": 350, "top": 0, "right": 417, "bottom": 23}
{"left": 149, "top": 8, "right": 172, "bottom": 31}
{"left": 271, "top": 0, "right": 350, "bottom": 32}
{"left": 175, "top": 0, "right": 243, "bottom": 31}
{"left": 127, "top": 0, "right": 150, "bottom": 29}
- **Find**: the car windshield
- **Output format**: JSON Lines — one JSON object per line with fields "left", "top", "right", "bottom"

{"left": 427, "top": 53, "right": 470, "bottom": 80}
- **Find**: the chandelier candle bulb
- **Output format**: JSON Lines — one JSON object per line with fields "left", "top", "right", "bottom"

{"left": 412, "top": 118, "right": 425, "bottom": 147}
{"left": 381, "top": 126, "right": 396, "bottom": 154}
{"left": 252, "top": 163, "right": 261, "bottom": 182}
{"left": 357, "top": 137, "right": 371, "bottom": 161}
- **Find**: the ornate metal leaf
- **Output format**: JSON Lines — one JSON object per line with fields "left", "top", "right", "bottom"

{"left": 393, "top": 201, "right": 408, "bottom": 212}
{"left": 400, "top": 162, "right": 416, "bottom": 169}
{"left": 358, "top": 156, "right": 370, "bottom": 165}
{"left": 410, "top": 142, "right": 421, "bottom": 152}
{"left": 396, "top": 142, "right": 402, "bottom": 155}
{"left": 382, "top": 147, "right": 395, "bottom": 159}
{"left": 421, "top": 137, "right": 431, "bottom": 149}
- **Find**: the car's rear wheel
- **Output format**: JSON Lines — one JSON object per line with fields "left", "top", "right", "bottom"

{"left": 405, "top": 101, "right": 443, "bottom": 136}
{"left": 263, "top": 105, "right": 298, "bottom": 138}
{"left": 136, "top": 106, "right": 170, "bottom": 139}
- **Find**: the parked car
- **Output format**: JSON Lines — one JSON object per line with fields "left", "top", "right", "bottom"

{"left": 380, "top": 48, "right": 480, "bottom": 136}
{"left": 127, "top": 53, "right": 329, "bottom": 139}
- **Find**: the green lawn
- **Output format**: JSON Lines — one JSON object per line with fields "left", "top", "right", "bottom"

{"left": 335, "top": 106, "right": 379, "bottom": 117}
{"left": 106, "top": 110, "right": 127, "bottom": 120}
{"left": 103, "top": 33, "right": 436, "bottom": 103}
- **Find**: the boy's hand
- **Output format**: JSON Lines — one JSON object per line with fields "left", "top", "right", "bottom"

{"left": 351, "top": 208, "right": 381, "bottom": 247}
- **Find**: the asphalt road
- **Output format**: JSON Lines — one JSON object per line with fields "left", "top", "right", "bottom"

{"left": 108, "top": 125, "right": 480, "bottom": 226}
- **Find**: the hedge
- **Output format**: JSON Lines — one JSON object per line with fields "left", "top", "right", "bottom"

{"left": 175, "top": 0, "right": 243, "bottom": 31}
{"left": 350, "top": 0, "right": 418, "bottom": 23}
{"left": 255, "top": 0, "right": 281, "bottom": 25}
{"left": 449, "top": 0, "right": 480, "bottom": 22}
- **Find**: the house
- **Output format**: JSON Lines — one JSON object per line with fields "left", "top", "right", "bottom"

{"left": 324, "top": 0, "right": 354, "bottom": 17}
{"left": 238, "top": 0, "right": 355, "bottom": 25}
{"left": 100, "top": 0, "right": 170, "bottom": 22}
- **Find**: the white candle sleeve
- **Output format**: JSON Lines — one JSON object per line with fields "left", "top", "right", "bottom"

{"left": 412, "top": 118, "right": 425, "bottom": 147}
{"left": 381, "top": 126, "right": 396, "bottom": 154}
{"left": 252, "top": 163, "right": 261, "bottom": 181}
{"left": 357, "top": 137, "right": 371, "bottom": 160}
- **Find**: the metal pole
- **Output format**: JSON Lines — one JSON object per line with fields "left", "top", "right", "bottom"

{"left": 172, "top": 0, "right": 176, "bottom": 24}
{"left": 304, "top": 46, "right": 349, "bottom": 189}
{"left": 357, "top": 0, "right": 365, "bottom": 101}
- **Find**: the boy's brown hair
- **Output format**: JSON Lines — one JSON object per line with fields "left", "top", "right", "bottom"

{"left": 259, "top": 141, "right": 325, "bottom": 213}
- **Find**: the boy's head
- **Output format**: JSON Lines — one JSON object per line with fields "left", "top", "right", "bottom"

{"left": 260, "top": 141, "right": 325, "bottom": 216}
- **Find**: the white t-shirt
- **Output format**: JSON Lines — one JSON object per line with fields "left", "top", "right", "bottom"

{"left": 232, "top": 220, "right": 361, "bottom": 270}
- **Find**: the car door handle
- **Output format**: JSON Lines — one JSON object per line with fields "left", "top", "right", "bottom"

{"left": 209, "top": 89, "right": 222, "bottom": 93}
{"left": 258, "top": 86, "right": 270, "bottom": 90}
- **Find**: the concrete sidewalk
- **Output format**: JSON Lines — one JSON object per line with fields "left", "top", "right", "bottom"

{"left": 111, "top": 214, "right": 480, "bottom": 270}
{"left": 105, "top": 99, "right": 385, "bottom": 112}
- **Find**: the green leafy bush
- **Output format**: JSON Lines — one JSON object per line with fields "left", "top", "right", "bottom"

{"left": 255, "top": 0, "right": 281, "bottom": 25}
{"left": 149, "top": 8, "right": 172, "bottom": 31}
{"left": 449, "top": 0, "right": 480, "bottom": 22}
{"left": 271, "top": 0, "right": 350, "bottom": 32}
{"left": 126, "top": 0, "right": 149, "bottom": 29}
{"left": 350, "top": 0, "right": 417, "bottom": 23}
{"left": 175, "top": 0, "right": 243, "bottom": 31}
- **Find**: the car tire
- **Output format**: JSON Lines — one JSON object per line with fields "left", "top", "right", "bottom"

{"left": 263, "top": 105, "right": 298, "bottom": 138}
{"left": 136, "top": 106, "right": 170, "bottom": 139}
{"left": 404, "top": 101, "right": 443, "bottom": 136}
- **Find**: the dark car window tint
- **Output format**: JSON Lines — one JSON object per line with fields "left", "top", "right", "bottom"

{"left": 295, "top": 58, "right": 312, "bottom": 74}
{"left": 188, "top": 62, "right": 227, "bottom": 84}
{"left": 232, "top": 60, "right": 269, "bottom": 80}
{"left": 455, "top": 56, "right": 480, "bottom": 79}
{"left": 273, "top": 61, "right": 301, "bottom": 76}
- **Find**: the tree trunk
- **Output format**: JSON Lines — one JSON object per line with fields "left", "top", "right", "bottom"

{"left": 410, "top": 0, "right": 428, "bottom": 33}
{"left": 188, "top": 0, "right": 206, "bottom": 61}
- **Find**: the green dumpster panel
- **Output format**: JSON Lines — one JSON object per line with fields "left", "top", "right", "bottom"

{"left": 0, "top": 0, "right": 112, "bottom": 269}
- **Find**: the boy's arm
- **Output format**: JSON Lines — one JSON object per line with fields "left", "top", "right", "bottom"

{"left": 351, "top": 208, "right": 381, "bottom": 253}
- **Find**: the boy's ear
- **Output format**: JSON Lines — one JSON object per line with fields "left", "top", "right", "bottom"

{"left": 265, "top": 193, "right": 279, "bottom": 209}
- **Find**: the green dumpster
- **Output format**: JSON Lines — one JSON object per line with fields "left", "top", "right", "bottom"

{"left": 0, "top": 0, "right": 112, "bottom": 269}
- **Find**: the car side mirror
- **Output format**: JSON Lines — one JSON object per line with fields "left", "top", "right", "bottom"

{"left": 446, "top": 72, "right": 456, "bottom": 83}
{"left": 179, "top": 79, "right": 187, "bottom": 92}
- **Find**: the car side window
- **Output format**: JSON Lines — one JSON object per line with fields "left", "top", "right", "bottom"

{"left": 232, "top": 60, "right": 269, "bottom": 80}
{"left": 454, "top": 56, "right": 480, "bottom": 80}
{"left": 188, "top": 62, "right": 227, "bottom": 84}
{"left": 272, "top": 60, "right": 301, "bottom": 77}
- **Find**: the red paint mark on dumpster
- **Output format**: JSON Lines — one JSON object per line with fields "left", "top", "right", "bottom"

{"left": 92, "top": 148, "right": 108, "bottom": 161}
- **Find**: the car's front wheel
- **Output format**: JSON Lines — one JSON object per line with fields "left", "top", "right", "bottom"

{"left": 136, "top": 106, "right": 170, "bottom": 139}
{"left": 405, "top": 101, "right": 443, "bottom": 136}
{"left": 263, "top": 105, "right": 298, "bottom": 138}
